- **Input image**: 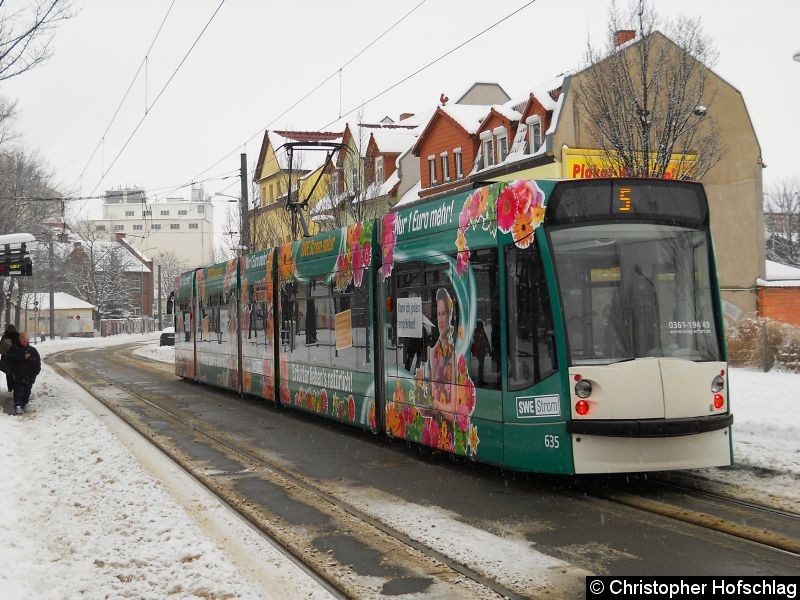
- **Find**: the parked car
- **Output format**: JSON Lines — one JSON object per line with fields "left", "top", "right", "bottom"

{"left": 159, "top": 326, "right": 175, "bottom": 346}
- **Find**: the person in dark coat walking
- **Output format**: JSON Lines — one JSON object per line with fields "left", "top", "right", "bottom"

{"left": 6, "top": 332, "right": 41, "bottom": 414}
{"left": 0, "top": 324, "right": 20, "bottom": 392}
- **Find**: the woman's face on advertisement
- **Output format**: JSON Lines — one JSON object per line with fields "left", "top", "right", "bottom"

{"left": 437, "top": 298, "right": 449, "bottom": 333}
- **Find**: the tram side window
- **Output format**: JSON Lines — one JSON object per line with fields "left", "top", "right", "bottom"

{"left": 393, "top": 261, "right": 458, "bottom": 381}
{"left": 387, "top": 262, "right": 430, "bottom": 373}
{"left": 332, "top": 282, "right": 356, "bottom": 371}
{"left": 351, "top": 283, "right": 372, "bottom": 373}
{"left": 307, "top": 278, "right": 332, "bottom": 367}
{"left": 506, "top": 245, "right": 557, "bottom": 390}
{"left": 469, "top": 248, "right": 500, "bottom": 389}
{"left": 179, "top": 297, "right": 191, "bottom": 341}
{"left": 282, "top": 281, "right": 309, "bottom": 364}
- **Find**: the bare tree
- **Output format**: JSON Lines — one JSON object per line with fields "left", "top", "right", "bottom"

{"left": 62, "top": 223, "right": 133, "bottom": 318}
{"left": 153, "top": 249, "right": 183, "bottom": 300}
{"left": 216, "top": 204, "right": 240, "bottom": 261}
{"left": 0, "top": 0, "right": 74, "bottom": 81}
{"left": 574, "top": 0, "right": 722, "bottom": 180}
{"left": 315, "top": 121, "right": 390, "bottom": 231}
{"left": 0, "top": 147, "right": 62, "bottom": 325}
{"left": 764, "top": 179, "right": 800, "bottom": 267}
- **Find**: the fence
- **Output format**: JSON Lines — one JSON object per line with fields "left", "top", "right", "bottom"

{"left": 727, "top": 314, "right": 800, "bottom": 372}
{"left": 99, "top": 317, "right": 157, "bottom": 337}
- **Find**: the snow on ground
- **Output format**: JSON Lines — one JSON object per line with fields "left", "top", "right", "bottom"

{"left": 1, "top": 334, "right": 798, "bottom": 598}
{"left": 132, "top": 340, "right": 176, "bottom": 364}
{"left": 0, "top": 334, "right": 331, "bottom": 599}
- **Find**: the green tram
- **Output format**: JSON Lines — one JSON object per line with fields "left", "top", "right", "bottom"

{"left": 174, "top": 178, "right": 733, "bottom": 474}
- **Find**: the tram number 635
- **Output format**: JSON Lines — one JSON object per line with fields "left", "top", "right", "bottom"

{"left": 544, "top": 434, "right": 560, "bottom": 449}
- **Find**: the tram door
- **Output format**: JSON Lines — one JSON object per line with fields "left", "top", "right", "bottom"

{"left": 501, "top": 243, "right": 565, "bottom": 472}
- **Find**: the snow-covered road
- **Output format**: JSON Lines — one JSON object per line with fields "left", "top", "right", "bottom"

{"left": 1, "top": 333, "right": 797, "bottom": 598}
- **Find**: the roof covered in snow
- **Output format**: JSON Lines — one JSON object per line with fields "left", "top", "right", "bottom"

{"left": 369, "top": 128, "right": 417, "bottom": 154}
{"left": 757, "top": 260, "right": 800, "bottom": 287}
{"left": 18, "top": 292, "right": 96, "bottom": 311}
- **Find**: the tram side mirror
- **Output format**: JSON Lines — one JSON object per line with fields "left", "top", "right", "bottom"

{"left": 166, "top": 291, "right": 174, "bottom": 315}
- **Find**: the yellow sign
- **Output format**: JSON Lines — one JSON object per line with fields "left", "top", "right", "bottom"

{"left": 562, "top": 148, "right": 697, "bottom": 180}
{"left": 335, "top": 310, "right": 352, "bottom": 350}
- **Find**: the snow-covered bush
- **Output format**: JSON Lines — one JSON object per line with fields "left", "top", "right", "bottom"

{"left": 727, "top": 314, "right": 800, "bottom": 372}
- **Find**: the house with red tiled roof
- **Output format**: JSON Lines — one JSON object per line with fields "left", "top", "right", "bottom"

{"left": 411, "top": 103, "right": 491, "bottom": 199}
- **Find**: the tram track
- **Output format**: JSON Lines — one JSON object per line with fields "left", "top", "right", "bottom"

{"left": 48, "top": 344, "right": 566, "bottom": 599}
{"left": 576, "top": 474, "right": 800, "bottom": 556}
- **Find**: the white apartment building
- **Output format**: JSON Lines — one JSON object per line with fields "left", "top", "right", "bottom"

{"left": 90, "top": 187, "right": 214, "bottom": 268}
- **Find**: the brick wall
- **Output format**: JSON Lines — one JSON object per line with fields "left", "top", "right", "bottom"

{"left": 758, "top": 286, "right": 800, "bottom": 327}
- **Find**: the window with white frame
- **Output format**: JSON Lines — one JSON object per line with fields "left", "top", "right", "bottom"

{"left": 189, "top": 223, "right": 199, "bottom": 229}
{"left": 143, "top": 209, "right": 152, "bottom": 216}
{"left": 170, "top": 223, "right": 180, "bottom": 230}
{"left": 454, "top": 148, "right": 463, "bottom": 179}
{"left": 125, "top": 210, "right": 134, "bottom": 217}
{"left": 493, "top": 127, "right": 508, "bottom": 163}
{"left": 133, "top": 224, "right": 143, "bottom": 231}
{"left": 152, "top": 224, "right": 161, "bottom": 230}
{"left": 113, "top": 225, "right": 124, "bottom": 231}
{"left": 483, "top": 138, "right": 494, "bottom": 168}
{"left": 197, "top": 205, "right": 204, "bottom": 214}
{"left": 498, "top": 135, "right": 508, "bottom": 162}
{"left": 440, "top": 152, "right": 450, "bottom": 181}
{"left": 178, "top": 210, "right": 187, "bottom": 215}
{"left": 96, "top": 225, "right": 106, "bottom": 231}
{"left": 527, "top": 115, "right": 542, "bottom": 153}
{"left": 375, "top": 157, "right": 384, "bottom": 184}
{"left": 160, "top": 210, "right": 169, "bottom": 216}
{"left": 428, "top": 155, "right": 437, "bottom": 185}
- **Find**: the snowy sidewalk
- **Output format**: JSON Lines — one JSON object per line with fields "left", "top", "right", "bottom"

{"left": 0, "top": 334, "right": 330, "bottom": 599}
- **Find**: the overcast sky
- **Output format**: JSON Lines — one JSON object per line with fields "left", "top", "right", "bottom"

{"left": 3, "top": 0, "right": 799, "bottom": 231}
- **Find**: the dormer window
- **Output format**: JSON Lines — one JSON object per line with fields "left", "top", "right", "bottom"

{"left": 375, "top": 157, "right": 384, "bottom": 184}
{"left": 494, "top": 126, "right": 508, "bottom": 163}
{"left": 428, "top": 155, "right": 437, "bottom": 185}
{"left": 454, "top": 148, "right": 463, "bottom": 179}
{"left": 479, "top": 131, "right": 494, "bottom": 169}
{"left": 440, "top": 152, "right": 450, "bottom": 182}
{"left": 527, "top": 115, "right": 543, "bottom": 153}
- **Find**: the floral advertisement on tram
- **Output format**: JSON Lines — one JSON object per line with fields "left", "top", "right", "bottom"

{"left": 277, "top": 222, "right": 379, "bottom": 431}
{"left": 383, "top": 180, "right": 547, "bottom": 458}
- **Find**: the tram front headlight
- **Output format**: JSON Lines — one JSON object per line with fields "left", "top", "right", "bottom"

{"left": 575, "top": 379, "right": 592, "bottom": 399}
{"left": 711, "top": 375, "right": 724, "bottom": 393}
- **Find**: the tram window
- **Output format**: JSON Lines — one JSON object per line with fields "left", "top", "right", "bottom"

{"left": 307, "top": 279, "right": 332, "bottom": 367}
{"left": 284, "top": 281, "right": 308, "bottom": 364}
{"left": 352, "top": 284, "right": 372, "bottom": 373}
{"left": 392, "top": 261, "right": 457, "bottom": 379}
{"left": 506, "top": 245, "right": 557, "bottom": 390}
{"left": 469, "top": 248, "right": 500, "bottom": 389}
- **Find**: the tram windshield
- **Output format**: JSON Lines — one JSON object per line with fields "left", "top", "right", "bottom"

{"left": 549, "top": 223, "right": 721, "bottom": 365}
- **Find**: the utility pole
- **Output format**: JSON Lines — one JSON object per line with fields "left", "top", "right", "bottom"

{"left": 158, "top": 264, "right": 162, "bottom": 330}
{"left": 49, "top": 235, "right": 55, "bottom": 340}
{"left": 240, "top": 153, "right": 249, "bottom": 254}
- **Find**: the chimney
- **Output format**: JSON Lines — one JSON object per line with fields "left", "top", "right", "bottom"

{"left": 614, "top": 30, "right": 636, "bottom": 47}
{"left": 399, "top": 112, "right": 415, "bottom": 121}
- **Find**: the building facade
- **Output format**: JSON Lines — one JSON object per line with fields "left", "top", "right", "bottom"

{"left": 90, "top": 187, "right": 214, "bottom": 268}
